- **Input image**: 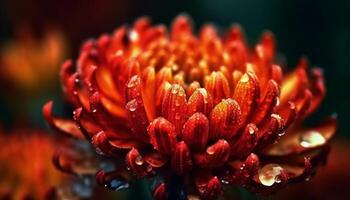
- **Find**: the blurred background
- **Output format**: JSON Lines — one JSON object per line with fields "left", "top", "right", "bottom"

{"left": 0, "top": 0, "right": 349, "bottom": 199}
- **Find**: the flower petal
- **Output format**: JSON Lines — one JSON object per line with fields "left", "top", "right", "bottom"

{"left": 148, "top": 117, "right": 177, "bottom": 155}
{"left": 187, "top": 88, "right": 213, "bottom": 117}
{"left": 251, "top": 80, "right": 279, "bottom": 125}
{"left": 161, "top": 84, "right": 187, "bottom": 134}
{"left": 171, "top": 141, "right": 193, "bottom": 175}
{"left": 194, "top": 139, "right": 230, "bottom": 169}
{"left": 230, "top": 123, "right": 258, "bottom": 159}
{"left": 126, "top": 148, "right": 152, "bottom": 178}
{"left": 233, "top": 72, "right": 260, "bottom": 126}
{"left": 153, "top": 183, "right": 168, "bottom": 200}
{"left": 209, "top": 98, "right": 241, "bottom": 140}
{"left": 195, "top": 172, "right": 222, "bottom": 200}
{"left": 204, "top": 71, "right": 231, "bottom": 105}
{"left": 264, "top": 117, "right": 337, "bottom": 156}
{"left": 43, "top": 101, "right": 85, "bottom": 140}
{"left": 182, "top": 112, "right": 209, "bottom": 152}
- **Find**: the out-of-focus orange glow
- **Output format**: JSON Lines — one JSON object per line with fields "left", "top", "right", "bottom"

{"left": 0, "top": 130, "right": 63, "bottom": 200}
{"left": 0, "top": 28, "right": 67, "bottom": 92}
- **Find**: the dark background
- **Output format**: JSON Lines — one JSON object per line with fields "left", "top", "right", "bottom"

{"left": 0, "top": 0, "right": 349, "bottom": 199}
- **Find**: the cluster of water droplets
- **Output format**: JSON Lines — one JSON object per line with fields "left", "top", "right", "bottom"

{"left": 258, "top": 163, "right": 283, "bottom": 186}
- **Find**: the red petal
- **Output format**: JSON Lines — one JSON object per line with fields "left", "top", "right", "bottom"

{"left": 209, "top": 99, "right": 241, "bottom": 140}
{"left": 89, "top": 92, "right": 130, "bottom": 140}
{"left": 126, "top": 148, "right": 152, "bottom": 178}
{"left": 195, "top": 172, "right": 222, "bottom": 200}
{"left": 148, "top": 117, "right": 177, "bottom": 155}
{"left": 153, "top": 183, "right": 168, "bottom": 200}
{"left": 309, "top": 68, "right": 326, "bottom": 113}
{"left": 204, "top": 71, "right": 231, "bottom": 105}
{"left": 255, "top": 114, "right": 285, "bottom": 151}
{"left": 43, "top": 101, "right": 85, "bottom": 140}
{"left": 125, "top": 76, "right": 150, "bottom": 142}
{"left": 251, "top": 80, "right": 279, "bottom": 125}
{"left": 187, "top": 88, "right": 213, "bottom": 117}
{"left": 182, "top": 113, "right": 209, "bottom": 152}
{"left": 161, "top": 84, "right": 187, "bottom": 134}
{"left": 194, "top": 139, "right": 230, "bottom": 169}
{"left": 171, "top": 141, "right": 193, "bottom": 175}
{"left": 233, "top": 72, "right": 260, "bottom": 126}
{"left": 230, "top": 123, "right": 258, "bottom": 159}
{"left": 226, "top": 153, "right": 260, "bottom": 185}
{"left": 73, "top": 107, "right": 100, "bottom": 139}
{"left": 171, "top": 14, "right": 193, "bottom": 40}
{"left": 143, "top": 150, "right": 167, "bottom": 168}
{"left": 155, "top": 81, "right": 171, "bottom": 115}
{"left": 186, "top": 81, "right": 201, "bottom": 97}
{"left": 264, "top": 117, "right": 337, "bottom": 156}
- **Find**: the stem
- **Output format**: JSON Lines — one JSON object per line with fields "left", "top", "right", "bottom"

{"left": 167, "top": 174, "right": 187, "bottom": 200}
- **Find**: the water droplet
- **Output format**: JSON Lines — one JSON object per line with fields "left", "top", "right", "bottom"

{"left": 258, "top": 164, "right": 283, "bottom": 186}
{"left": 106, "top": 179, "right": 130, "bottom": 191}
{"left": 129, "top": 30, "right": 139, "bottom": 42}
{"left": 299, "top": 130, "right": 326, "bottom": 148}
{"left": 73, "top": 91, "right": 78, "bottom": 95}
{"left": 126, "top": 99, "right": 138, "bottom": 112}
{"left": 135, "top": 155, "right": 144, "bottom": 165}
{"left": 95, "top": 147, "right": 104, "bottom": 155}
{"left": 275, "top": 176, "right": 281, "bottom": 183}
{"left": 127, "top": 76, "right": 139, "bottom": 88}
{"left": 92, "top": 109, "right": 97, "bottom": 113}
{"left": 240, "top": 74, "right": 249, "bottom": 83}
{"left": 171, "top": 85, "right": 181, "bottom": 94}
{"left": 146, "top": 165, "right": 153, "bottom": 172}
{"left": 75, "top": 78, "right": 80, "bottom": 83}
{"left": 276, "top": 97, "right": 280, "bottom": 106}
{"left": 248, "top": 127, "right": 255, "bottom": 134}
{"left": 206, "top": 146, "right": 215, "bottom": 155}
{"left": 220, "top": 179, "right": 229, "bottom": 185}
{"left": 278, "top": 131, "right": 285, "bottom": 136}
{"left": 271, "top": 113, "right": 282, "bottom": 120}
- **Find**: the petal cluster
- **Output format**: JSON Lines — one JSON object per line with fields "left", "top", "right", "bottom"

{"left": 44, "top": 15, "right": 337, "bottom": 199}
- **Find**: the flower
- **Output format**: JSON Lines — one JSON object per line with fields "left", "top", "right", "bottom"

{"left": 43, "top": 15, "right": 337, "bottom": 199}
{"left": 0, "top": 129, "right": 62, "bottom": 199}
{"left": 0, "top": 28, "right": 67, "bottom": 94}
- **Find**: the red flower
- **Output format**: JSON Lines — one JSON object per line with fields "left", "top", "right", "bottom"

{"left": 0, "top": 130, "right": 63, "bottom": 199}
{"left": 44, "top": 15, "right": 337, "bottom": 199}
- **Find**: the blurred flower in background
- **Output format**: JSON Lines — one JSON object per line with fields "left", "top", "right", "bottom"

{"left": 0, "top": 129, "right": 63, "bottom": 199}
{"left": 0, "top": 27, "right": 68, "bottom": 125}
{"left": 0, "top": 27, "right": 67, "bottom": 92}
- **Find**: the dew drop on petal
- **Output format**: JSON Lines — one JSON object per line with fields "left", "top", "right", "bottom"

{"left": 258, "top": 164, "right": 283, "bottom": 186}
{"left": 126, "top": 99, "right": 138, "bottom": 112}
{"left": 135, "top": 155, "right": 144, "bottom": 166}
{"left": 299, "top": 130, "right": 326, "bottom": 148}
{"left": 248, "top": 127, "right": 255, "bottom": 134}
{"left": 146, "top": 165, "right": 153, "bottom": 172}
{"left": 206, "top": 146, "right": 215, "bottom": 155}
{"left": 278, "top": 131, "right": 285, "bottom": 136}
{"left": 127, "top": 76, "right": 139, "bottom": 88}
{"left": 275, "top": 97, "right": 280, "bottom": 106}
{"left": 107, "top": 179, "right": 130, "bottom": 191}
{"left": 240, "top": 73, "right": 249, "bottom": 83}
